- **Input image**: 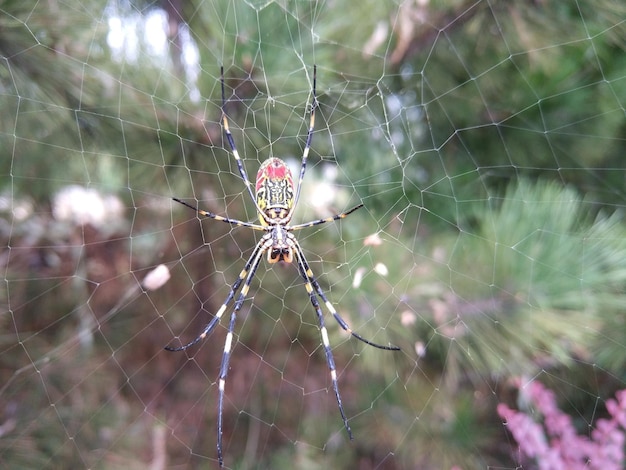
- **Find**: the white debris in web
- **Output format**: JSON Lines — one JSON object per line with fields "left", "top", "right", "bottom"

{"left": 52, "top": 185, "right": 124, "bottom": 228}
{"left": 142, "top": 264, "right": 171, "bottom": 291}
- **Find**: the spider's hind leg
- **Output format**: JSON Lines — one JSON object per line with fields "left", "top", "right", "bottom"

{"left": 290, "top": 237, "right": 400, "bottom": 439}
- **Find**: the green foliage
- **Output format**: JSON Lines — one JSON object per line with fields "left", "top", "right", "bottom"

{"left": 384, "top": 180, "right": 626, "bottom": 378}
{"left": 317, "top": 0, "right": 626, "bottom": 211}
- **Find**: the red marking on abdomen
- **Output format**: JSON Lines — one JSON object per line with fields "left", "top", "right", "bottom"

{"left": 256, "top": 158, "right": 293, "bottom": 192}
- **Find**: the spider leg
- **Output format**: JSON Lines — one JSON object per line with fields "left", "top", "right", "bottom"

{"left": 290, "top": 238, "right": 399, "bottom": 439}
{"left": 291, "top": 236, "right": 400, "bottom": 351}
{"left": 220, "top": 66, "right": 268, "bottom": 222}
{"left": 164, "top": 234, "right": 270, "bottom": 351}
{"left": 291, "top": 65, "right": 317, "bottom": 212}
{"left": 289, "top": 203, "right": 363, "bottom": 231}
{"left": 173, "top": 197, "right": 266, "bottom": 231}
{"left": 216, "top": 239, "right": 268, "bottom": 467}
{"left": 291, "top": 242, "right": 353, "bottom": 440}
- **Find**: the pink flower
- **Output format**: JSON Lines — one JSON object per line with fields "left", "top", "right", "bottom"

{"left": 498, "top": 381, "right": 626, "bottom": 469}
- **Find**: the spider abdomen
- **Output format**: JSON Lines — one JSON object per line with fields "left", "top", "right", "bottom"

{"left": 255, "top": 157, "right": 294, "bottom": 223}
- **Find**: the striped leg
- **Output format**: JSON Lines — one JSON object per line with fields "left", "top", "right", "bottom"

{"left": 215, "top": 239, "right": 268, "bottom": 467}
{"left": 291, "top": 236, "right": 400, "bottom": 351}
{"left": 288, "top": 203, "right": 363, "bottom": 231}
{"left": 173, "top": 197, "right": 266, "bottom": 231}
{"left": 165, "top": 234, "right": 270, "bottom": 351}
{"left": 291, "top": 65, "right": 317, "bottom": 211}
{"left": 220, "top": 67, "right": 267, "bottom": 220}
{"left": 291, "top": 244, "right": 353, "bottom": 440}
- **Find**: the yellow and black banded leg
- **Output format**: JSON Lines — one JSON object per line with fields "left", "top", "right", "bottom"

{"left": 215, "top": 239, "right": 268, "bottom": 467}
{"left": 220, "top": 66, "right": 265, "bottom": 218}
{"left": 173, "top": 197, "right": 267, "bottom": 231}
{"left": 290, "top": 236, "right": 400, "bottom": 352}
{"left": 289, "top": 203, "right": 364, "bottom": 231}
{"left": 291, "top": 245, "right": 354, "bottom": 440}
{"left": 165, "top": 235, "right": 269, "bottom": 351}
{"left": 292, "top": 65, "right": 318, "bottom": 209}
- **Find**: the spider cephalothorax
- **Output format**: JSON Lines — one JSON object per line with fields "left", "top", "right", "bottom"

{"left": 168, "top": 65, "right": 399, "bottom": 468}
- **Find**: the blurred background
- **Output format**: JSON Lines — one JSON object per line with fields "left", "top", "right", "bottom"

{"left": 1, "top": 0, "right": 626, "bottom": 468}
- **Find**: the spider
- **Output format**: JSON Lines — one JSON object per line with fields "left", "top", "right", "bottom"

{"left": 167, "top": 65, "right": 400, "bottom": 467}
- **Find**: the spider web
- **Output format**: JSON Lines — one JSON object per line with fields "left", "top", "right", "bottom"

{"left": 2, "top": 1, "right": 626, "bottom": 468}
